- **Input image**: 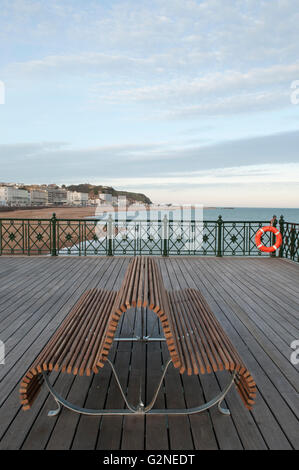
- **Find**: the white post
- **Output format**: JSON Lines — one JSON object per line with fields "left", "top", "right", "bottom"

{"left": 107, "top": 214, "right": 113, "bottom": 239}
{"left": 107, "top": 214, "right": 113, "bottom": 256}
{"left": 163, "top": 215, "right": 168, "bottom": 256}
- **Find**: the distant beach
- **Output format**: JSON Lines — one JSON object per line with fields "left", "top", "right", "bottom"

{"left": 0, "top": 206, "right": 96, "bottom": 219}
{"left": 0, "top": 205, "right": 298, "bottom": 224}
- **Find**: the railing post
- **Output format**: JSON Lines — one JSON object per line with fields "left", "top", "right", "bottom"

{"left": 290, "top": 224, "right": 296, "bottom": 260}
{"left": 24, "top": 220, "right": 28, "bottom": 255}
{"left": 162, "top": 215, "right": 168, "bottom": 257}
{"left": 270, "top": 215, "right": 278, "bottom": 257}
{"left": 216, "top": 215, "right": 223, "bottom": 257}
{"left": 107, "top": 214, "right": 113, "bottom": 256}
{"left": 279, "top": 215, "right": 284, "bottom": 258}
{"left": 51, "top": 213, "right": 57, "bottom": 256}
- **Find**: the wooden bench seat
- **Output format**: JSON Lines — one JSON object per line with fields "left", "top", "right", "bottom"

{"left": 20, "top": 289, "right": 117, "bottom": 410}
{"left": 20, "top": 256, "right": 256, "bottom": 413}
{"left": 167, "top": 288, "right": 256, "bottom": 409}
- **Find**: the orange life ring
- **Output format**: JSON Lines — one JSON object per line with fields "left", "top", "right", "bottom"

{"left": 255, "top": 226, "right": 282, "bottom": 253}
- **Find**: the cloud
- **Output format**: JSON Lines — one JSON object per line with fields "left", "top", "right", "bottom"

{"left": 98, "top": 162, "right": 299, "bottom": 187}
{"left": 0, "top": 141, "right": 68, "bottom": 161}
{"left": 1, "top": 129, "right": 298, "bottom": 206}
{"left": 1, "top": 130, "right": 298, "bottom": 182}
{"left": 2, "top": 0, "right": 298, "bottom": 60}
{"left": 3, "top": 52, "right": 156, "bottom": 78}
{"left": 1, "top": 0, "right": 299, "bottom": 207}
{"left": 2, "top": 0, "right": 299, "bottom": 118}
{"left": 7, "top": 52, "right": 295, "bottom": 117}
{"left": 4, "top": 53, "right": 298, "bottom": 116}
{"left": 96, "top": 63, "right": 299, "bottom": 101}
{"left": 164, "top": 90, "right": 290, "bottom": 118}
{"left": 88, "top": 63, "right": 299, "bottom": 116}
{"left": 140, "top": 181, "right": 299, "bottom": 207}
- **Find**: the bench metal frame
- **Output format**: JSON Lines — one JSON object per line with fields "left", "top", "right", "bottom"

{"left": 20, "top": 258, "right": 255, "bottom": 415}
{"left": 43, "top": 335, "right": 237, "bottom": 417}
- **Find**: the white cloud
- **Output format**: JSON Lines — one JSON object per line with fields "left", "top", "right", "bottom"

{"left": 94, "top": 162, "right": 299, "bottom": 187}
{"left": 3, "top": 52, "right": 156, "bottom": 78}
{"left": 5, "top": 51, "right": 298, "bottom": 115}
{"left": 1, "top": 130, "right": 298, "bottom": 174}
{"left": 101, "top": 63, "right": 299, "bottom": 100}
{"left": 2, "top": 0, "right": 299, "bottom": 118}
{"left": 164, "top": 90, "right": 290, "bottom": 118}
{"left": 1, "top": 1, "right": 299, "bottom": 206}
{"left": 88, "top": 63, "right": 299, "bottom": 116}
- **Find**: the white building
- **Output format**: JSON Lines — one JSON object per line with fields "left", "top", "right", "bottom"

{"left": 0, "top": 186, "right": 30, "bottom": 206}
{"left": 67, "top": 191, "right": 88, "bottom": 206}
{"left": 118, "top": 196, "right": 127, "bottom": 207}
{"left": 99, "top": 193, "right": 113, "bottom": 203}
{"left": 30, "top": 189, "right": 48, "bottom": 206}
{"left": 47, "top": 187, "right": 67, "bottom": 205}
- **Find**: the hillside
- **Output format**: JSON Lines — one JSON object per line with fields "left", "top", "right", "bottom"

{"left": 65, "top": 184, "right": 152, "bottom": 205}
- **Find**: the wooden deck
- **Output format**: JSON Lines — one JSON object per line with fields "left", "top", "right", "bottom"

{"left": 0, "top": 256, "right": 298, "bottom": 450}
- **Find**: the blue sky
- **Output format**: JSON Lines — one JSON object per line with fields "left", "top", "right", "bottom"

{"left": 0, "top": 0, "right": 299, "bottom": 207}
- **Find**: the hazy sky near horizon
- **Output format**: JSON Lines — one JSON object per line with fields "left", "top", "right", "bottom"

{"left": 0, "top": 0, "right": 299, "bottom": 207}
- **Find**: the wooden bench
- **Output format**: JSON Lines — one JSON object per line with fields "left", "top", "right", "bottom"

{"left": 20, "top": 256, "right": 256, "bottom": 416}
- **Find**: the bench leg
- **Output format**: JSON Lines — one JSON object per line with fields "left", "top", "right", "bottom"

{"left": 43, "top": 359, "right": 137, "bottom": 417}
{"left": 42, "top": 365, "right": 237, "bottom": 417}
{"left": 217, "top": 400, "right": 231, "bottom": 416}
{"left": 47, "top": 398, "right": 62, "bottom": 417}
{"left": 147, "top": 370, "right": 237, "bottom": 416}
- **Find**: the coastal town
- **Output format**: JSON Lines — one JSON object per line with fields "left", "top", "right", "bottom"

{"left": 0, "top": 182, "right": 153, "bottom": 209}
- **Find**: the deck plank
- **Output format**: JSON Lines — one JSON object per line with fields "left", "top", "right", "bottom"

{"left": 158, "top": 258, "right": 196, "bottom": 450}
{"left": 167, "top": 258, "right": 244, "bottom": 450}
{"left": 179, "top": 258, "right": 298, "bottom": 449}
{"left": 0, "top": 258, "right": 124, "bottom": 449}
{"left": 0, "top": 256, "right": 298, "bottom": 450}
{"left": 24, "top": 259, "right": 127, "bottom": 451}
{"left": 144, "top": 308, "right": 170, "bottom": 450}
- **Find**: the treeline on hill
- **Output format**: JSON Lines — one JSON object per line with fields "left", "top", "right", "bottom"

{"left": 65, "top": 184, "right": 152, "bottom": 205}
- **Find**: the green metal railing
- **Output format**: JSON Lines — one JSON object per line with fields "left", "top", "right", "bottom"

{"left": 279, "top": 218, "right": 299, "bottom": 262}
{"left": 0, "top": 214, "right": 298, "bottom": 262}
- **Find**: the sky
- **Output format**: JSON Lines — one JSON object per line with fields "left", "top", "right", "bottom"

{"left": 0, "top": 0, "right": 299, "bottom": 207}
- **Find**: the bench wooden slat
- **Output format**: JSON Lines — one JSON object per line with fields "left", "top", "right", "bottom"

{"left": 20, "top": 256, "right": 256, "bottom": 412}
{"left": 167, "top": 288, "right": 256, "bottom": 409}
{"left": 32, "top": 290, "right": 91, "bottom": 373}
{"left": 80, "top": 289, "right": 116, "bottom": 376}
{"left": 52, "top": 290, "right": 99, "bottom": 372}
{"left": 187, "top": 288, "right": 232, "bottom": 371}
{"left": 48, "top": 290, "right": 96, "bottom": 371}
{"left": 20, "top": 289, "right": 117, "bottom": 409}
{"left": 173, "top": 290, "right": 207, "bottom": 374}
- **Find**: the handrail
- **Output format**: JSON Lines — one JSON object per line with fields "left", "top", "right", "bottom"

{"left": 0, "top": 213, "right": 298, "bottom": 261}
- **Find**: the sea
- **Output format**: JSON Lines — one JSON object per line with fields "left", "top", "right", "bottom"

{"left": 93, "top": 207, "right": 299, "bottom": 224}
{"left": 60, "top": 206, "right": 298, "bottom": 255}
{"left": 202, "top": 207, "right": 299, "bottom": 224}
